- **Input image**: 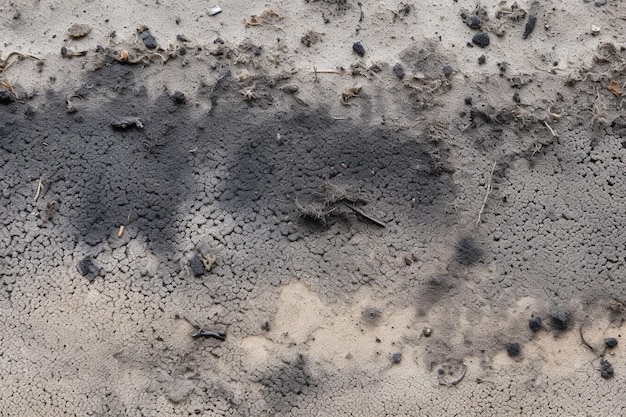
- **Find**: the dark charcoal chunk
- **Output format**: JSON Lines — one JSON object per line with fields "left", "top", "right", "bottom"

{"left": 455, "top": 236, "right": 483, "bottom": 265}
{"left": 189, "top": 255, "right": 206, "bottom": 277}
{"left": 462, "top": 13, "right": 482, "bottom": 29}
{"left": 550, "top": 310, "right": 570, "bottom": 331}
{"left": 138, "top": 27, "right": 158, "bottom": 49}
{"left": 472, "top": 32, "right": 490, "bottom": 47}
{"left": 529, "top": 317, "right": 542, "bottom": 332}
{"left": 506, "top": 342, "right": 521, "bottom": 357}
{"left": 282, "top": 85, "right": 299, "bottom": 95}
{"left": 442, "top": 65, "right": 453, "bottom": 78}
{"left": 261, "top": 321, "right": 271, "bottom": 331}
{"left": 523, "top": 15, "right": 536, "bottom": 39}
{"left": 513, "top": 92, "right": 521, "bottom": 103}
{"left": 604, "top": 337, "right": 618, "bottom": 348}
{"left": 0, "top": 90, "right": 13, "bottom": 104}
{"left": 393, "top": 63, "right": 405, "bottom": 79}
{"left": 464, "top": 96, "right": 473, "bottom": 105}
{"left": 77, "top": 256, "right": 100, "bottom": 281}
{"left": 392, "top": 352, "right": 402, "bottom": 364}
{"left": 478, "top": 54, "right": 486, "bottom": 65}
{"left": 171, "top": 91, "right": 186, "bottom": 104}
{"left": 352, "top": 41, "right": 365, "bottom": 57}
{"left": 600, "top": 359, "right": 614, "bottom": 379}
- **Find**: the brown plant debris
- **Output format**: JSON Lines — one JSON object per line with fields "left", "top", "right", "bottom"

{"left": 340, "top": 85, "right": 361, "bottom": 105}
{"left": 608, "top": 79, "right": 622, "bottom": 96}
{"left": 244, "top": 9, "right": 284, "bottom": 27}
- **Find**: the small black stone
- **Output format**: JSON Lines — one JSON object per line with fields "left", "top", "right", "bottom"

{"left": 442, "top": 65, "right": 453, "bottom": 78}
{"left": 77, "top": 256, "right": 100, "bottom": 281}
{"left": 0, "top": 90, "right": 12, "bottom": 104}
{"left": 506, "top": 342, "right": 521, "bottom": 357}
{"left": 375, "top": 337, "right": 381, "bottom": 343}
{"left": 472, "top": 32, "right": 490, "bottom": 47}
{"left": 550, "top": 310, "right": 570, "bottom": 331}
{"left": 523, "top": 15, "right": 536, "bottom": 39}
{"left": 437, "top": 368, "right": 445, "bottom": 375}
{"left": 600, "top": 359, "right": 614, "bottom": 379}
{"left": 214, "top": 37, "right": 224, "bottom": 44}
{"left": 529, "top": 317, "right": 542, "bottom": 332}
{"left": 464, "top": 96, "right": 473, "bottom": 105}
{"left": 478, "top": 54, "right": 486, "bottom": 65}
{"left": 171, "top": 91, "right": 186, "bottom": 104}
{"left": 392, "top": 352, "right": 402, "bottom": 364}
{"left": 513, "top": 92, "right": 521, "bottom": 103}
{"left": 261, "top": 321, "right": 271, "bottom": 331}
{"left": 188, "top": 255, "right": 205, "bottom": 277}
{"left": 138, "top": 28, "right": 158, "bottom": 49}
{"left": 604, "top": 337, "right": 618, "bottom": 348}
{"left": 352, "top": 41, "right": 366, "bottom": 57}
{"left": 466, "top": 15, "right": 482, "bottom": 29}
{"left": 393, "top": 63, "right": 405, "bottom": 79}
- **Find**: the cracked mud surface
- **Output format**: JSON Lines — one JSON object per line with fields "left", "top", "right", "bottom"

{"left": 2, "top": 0, "right": 626, "bottom": 415}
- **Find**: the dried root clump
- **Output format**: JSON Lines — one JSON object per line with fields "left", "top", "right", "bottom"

{"left": 240, "top": 84, "right": 260, "bottom": 101}
{"left": 301, "top": 29, "right": 324, "bottom": 47}
{"left": 297, "top": 182, "right": 364, "bottom": 224}
{"left": 341, "top": 85, "right": 362, "bottom": 105}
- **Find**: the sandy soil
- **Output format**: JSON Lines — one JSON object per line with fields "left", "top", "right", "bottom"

{"left": 1, "top": 0, "right": 626, "bottom": 415}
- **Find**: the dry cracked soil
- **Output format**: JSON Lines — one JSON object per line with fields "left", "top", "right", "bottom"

{"left": 1, "top": 0, "right": 626, "bottom": 415}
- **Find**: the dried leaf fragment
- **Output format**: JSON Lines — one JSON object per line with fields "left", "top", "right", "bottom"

{"left": 608, "top": 79, "right": 622, "bottom": 96}
{"left": 244, "top": 9, "right": 284, "bottom": 27}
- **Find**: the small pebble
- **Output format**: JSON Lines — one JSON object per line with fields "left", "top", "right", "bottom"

{"left": 523, "top": 15, "right": 536, "bottom": 39}
{"left": 506, "top": 342, "right": 521, "bottom": 357}
{"left": 464, "top": 96, "right": 472, "bottom": 105}
{"left": 189, "top": 255, "right": 205, "bottom": 277}
{"left": 138, "top": 27, "right": 158, "bottom": 49}
{"left": 393, "top": 63, "right": 405, "bottom": 79}
{"left": 392, "top": 353, "right": 402, "bottom": 364}
{"left": 422, "top": 327, "right": 432, "bottom": 337}
{"left": 352, "top": 41, "right": 366, "bottom": 57}
{"left": 472, "top": 32, "right": 490, "bottom": 47}
{"left": 467, "top": 15, "right": 482, "bottom": 29}
{"left": 550, "top": 310, "right": 570, "bottom": 331}
{"left": 529, "top": 317, "right": 542, "bottom": 332}
{"left": 442, "top": 65, "right": 453, "bottom": 78}
{"left": 600, "top": 359, "right": 614, "bottom": 379}
{"left": 604, "top": 337, "right": 618, "bottom": 348}
{"left": 478, "top": 54, "right": 486, "bottom": 65}
{"left": 513, "top": 92, "right": 521, "bottom": 103}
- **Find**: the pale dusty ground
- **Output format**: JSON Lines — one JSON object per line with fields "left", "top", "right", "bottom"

{"left": 1, "top": 0, "right": 626, "bottom": 416}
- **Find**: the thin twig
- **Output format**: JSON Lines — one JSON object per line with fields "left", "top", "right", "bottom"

{"left": 476, "top": 162, "right": 496, "bottom": 227}
{"left": 343, "top": 203, "right": 386, "bottom": 228}
{"left": 34, "top": 179, "right": 43, "bottom": 202}
{"left": 543, "top": 121, "right": 558, "bottom": 137}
